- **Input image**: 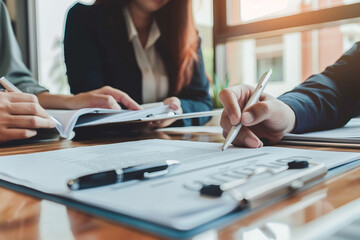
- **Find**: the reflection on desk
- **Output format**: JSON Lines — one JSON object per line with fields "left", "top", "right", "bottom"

{"left": 218, "top": 166, "right": 360, "bottom": 240}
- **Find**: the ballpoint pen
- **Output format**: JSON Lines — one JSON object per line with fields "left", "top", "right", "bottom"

{"left": 67, "top": 160, "right": 180, "bottom": 190}
{"left": 0, "top": 76, "right": 61, "bottom": 125}
{"left": 222, "top": 69, "right": 272, "bottom": 151}
{"left": 0, "top": 76, "right": 22, "bottom": 93}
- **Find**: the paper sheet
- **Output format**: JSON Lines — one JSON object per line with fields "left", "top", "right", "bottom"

{"left": 157, "top": 126, "right": 223, "bottom": 134}
{"left": 0, "top": 140, "right": 359, "bottom": 230}
{"left": 46, "top": 105, "right": 171, "bottom": 138}
{"left": 284, "top": 118, "right": 360, "bottom": 143}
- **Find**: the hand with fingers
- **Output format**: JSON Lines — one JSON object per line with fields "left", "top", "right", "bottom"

{"left": 218, "top": 85, "right": 296, "bottom": 148}
{"left": 0, "top": 92, "right": 57, "bottom": 143}
{"left": 151, "top": 97, "right": 183, "bottom": 128}
{"left": 66, "top": 86, "right": 142, "bottom": 110}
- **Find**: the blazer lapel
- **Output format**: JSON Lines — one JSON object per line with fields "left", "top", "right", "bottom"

{"left": 156, "top": 37, "right": 175, "bottom": 96}
{"left": 102, "top": 6, "right": 143, "bottom": 103}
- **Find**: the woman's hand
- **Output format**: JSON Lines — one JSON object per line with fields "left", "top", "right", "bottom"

{"left": 151, "top": 97, "right": 183, "bottom": 128}
{"left": 37, "top": 86, "right": 142, "bottom": 110}
{"left": 219, "top": 85, "right": 296, "bottom": 148}
{"left": 0, "top": 92, "right": 57, "bottom": 143}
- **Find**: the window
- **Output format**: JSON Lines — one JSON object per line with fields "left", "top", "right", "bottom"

{"left": 193, "top": 0, "right": 214, "bottom": 78}
{"left": 227, "top": 0, "right": 359, "bottom": 25}
{"left": 35, "top": 0, "right": 94, "bottom": 94}
{"left": 214, "top": 0, "right": 360, "bottom": 96}
{"left": 256, "top": 37, "right": 284, "bottom": 84}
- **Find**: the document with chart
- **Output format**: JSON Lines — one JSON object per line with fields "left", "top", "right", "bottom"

{"left": 0, "top": 140, "right": 359, "bottom": 230}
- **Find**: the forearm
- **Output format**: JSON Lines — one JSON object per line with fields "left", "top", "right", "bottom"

{"left": 279, "top": 43, "right": 360, "bottom": 133}
{"left": 36, "top": 92, "right": 74, "bottom": 109}
{"left": 37, "top": 86, "right": 141, "bottom": 111}
{"left": 279, "top": 74, "right": 348, "bottom": 133}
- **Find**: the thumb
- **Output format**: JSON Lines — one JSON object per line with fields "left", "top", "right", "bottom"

{"left": 95, "top": 86, "right": 141, "bottom": 110}
{"left": 241, "top": 101, "right": 271, "bottom": 126}
{"left": 94, "top": 94, "right": 121, "bottom": 110}
{"left": 163, "top": 97, "right": 181, "bottom": 111}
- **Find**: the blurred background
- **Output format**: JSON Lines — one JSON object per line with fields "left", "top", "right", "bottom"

{"left": 5, "top": 0, "right": 360, "bottom": 98}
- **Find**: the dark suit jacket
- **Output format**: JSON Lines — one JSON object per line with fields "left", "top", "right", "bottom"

{"left": 64, "top": 3, "right": 212, "bottom": 126}
{"left": 278, "top": 42, "right": 360, "bottom": 133}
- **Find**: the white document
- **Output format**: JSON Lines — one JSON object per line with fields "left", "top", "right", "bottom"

{"left": 47, "top": 105, "right": 172, "bottom": 139}
{"left": 157, "top": 126, "right": 223, "bottom": 134}
{"left": 283, "top": 118, "right": 360, "bottom": 145}
{"left": 0, "top": 140, "right": 359, "bottom": 230}
{"left": 46, "top": 106, "right": 221, "bottom": 139}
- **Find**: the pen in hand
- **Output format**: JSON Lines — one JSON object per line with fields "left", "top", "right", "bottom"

{"left": 0, "top": 76, "right": 61, "bottom": 126}
{"left": 222, "top": 69, "right": 272, "bottom": 151}
{"left": 0, "top": 76, "right": 22, "bottom": 93}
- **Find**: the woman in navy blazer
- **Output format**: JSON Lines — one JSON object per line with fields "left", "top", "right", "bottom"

{"left": 64, "top": 0, "right": 213, "bottom": 127}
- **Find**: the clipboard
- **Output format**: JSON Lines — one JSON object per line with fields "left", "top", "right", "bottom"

{"left": 198, "top": 163, "right": 328, "bottom": 210}
{"left": 72, "top": 109, "right": 223, "bottom": 139}
{"left": 136, "top": 109, "right": 222, "bottom": 122}
{"left": 0, "top": 159, "right": 358, "bottom": 239}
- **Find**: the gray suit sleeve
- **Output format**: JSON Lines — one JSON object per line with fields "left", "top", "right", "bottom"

{"left": 0, "top": 1, "right": 48, "bottom": 94}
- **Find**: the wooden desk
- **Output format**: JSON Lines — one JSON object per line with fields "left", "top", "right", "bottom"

{"left": 0, "top": 131, "right": 359, "bottom": 240}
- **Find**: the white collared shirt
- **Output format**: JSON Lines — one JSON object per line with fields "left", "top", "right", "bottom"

{"left": 123, "top": 8, "right": 169, "bottom": 104}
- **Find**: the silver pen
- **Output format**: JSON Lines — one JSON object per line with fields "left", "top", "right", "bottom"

{"left": 0, "top": 76, "right": 22, "bottom": 93}
{"left": 222, "top": 69, "right": 272, "bottom": 151}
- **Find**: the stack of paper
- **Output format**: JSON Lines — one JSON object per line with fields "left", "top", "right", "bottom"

{"left": 283, "top": 118, "right": 360, "bottom": 147}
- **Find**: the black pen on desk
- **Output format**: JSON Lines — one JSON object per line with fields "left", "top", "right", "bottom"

{"left": 67, "top": 160, "right": 180, "bottom": 190}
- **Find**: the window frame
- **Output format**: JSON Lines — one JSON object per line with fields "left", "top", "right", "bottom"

{"left": 212, "top": 1, "right": 360, "bottom": 78}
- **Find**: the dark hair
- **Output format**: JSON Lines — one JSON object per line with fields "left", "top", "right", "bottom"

{"left": 95, "top": 0, "right": 198, "bottom": 94}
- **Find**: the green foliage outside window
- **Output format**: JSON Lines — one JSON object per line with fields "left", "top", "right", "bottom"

{"left": 210, "top": 74, "right": 229, "bottom": 109}
{"left": 202, "top": 46, "right": 214, "bottom": 79}
{"left": 202, "top": 46, "right": 229, "bottom": 109}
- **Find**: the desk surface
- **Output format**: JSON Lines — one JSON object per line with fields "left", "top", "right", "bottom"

{"left": 0, "top": 130, "right": 359, "bottom": 240}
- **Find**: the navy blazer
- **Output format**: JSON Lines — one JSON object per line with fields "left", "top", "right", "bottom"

{"left": 64, "top": 3, "right": 212, "bottom": 126}
{"left": 279, "top": 42, "right": 360, "bottom": 133}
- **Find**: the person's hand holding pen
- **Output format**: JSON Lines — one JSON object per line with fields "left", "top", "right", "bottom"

{"left": 219, "top": 85, "right": 296, "bottom": 148}
{"left": 0, "top": 76, "right": 142, "bottom": 143}
{"left": 0, "top": 92, "right": 57, "bottom": 143}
